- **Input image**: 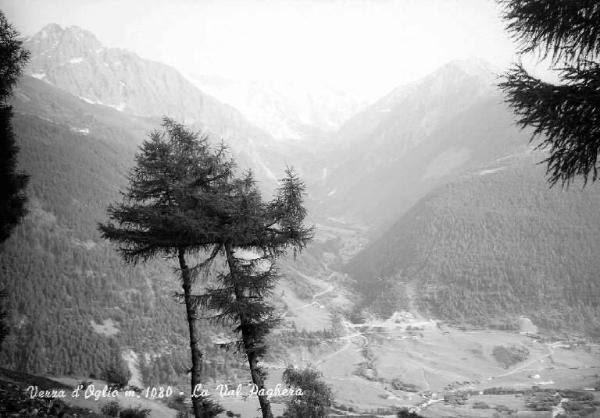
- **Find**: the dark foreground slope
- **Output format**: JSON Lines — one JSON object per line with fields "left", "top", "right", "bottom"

{"left": 0, "top": 367, "right": 103, "bottom": 417}
{"left": 346, "top": 153, "right": 600, "bottom": 337}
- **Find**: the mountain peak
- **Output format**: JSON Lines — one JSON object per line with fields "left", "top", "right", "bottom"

{"left": 36, "top": 23, "right": 64, "bottom": 37}
{"left": 378, "top": 57, "right": 498, "bottom": 113}
{"left": 28, "top": 23, "right": 102, "bottom": 51}
{"left": 440, "top": 57, "right": 499, "bottom": 78}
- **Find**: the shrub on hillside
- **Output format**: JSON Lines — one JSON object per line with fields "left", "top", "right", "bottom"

{"left": 282, "top": 365, "right": 333, "bottom": 418}
{"left": 100, "top": 400, "right": 120, "bottom": 417}
{"left": 119, "top": 405, "right": 151, "bottom": 418}
{"left": 397, "top": 408, "right": 425, "bottom": 417}
{"left": 390, "top": 378, "right": 419, "bottom": 392}
{"left": 101, "top": 361, "right": 131, "bottom": 389}
{"left": 492, "top": 345, "right": 529, "bottom": 369}
{"left": 473, "top": 401, "right": 490, "bottom": 409}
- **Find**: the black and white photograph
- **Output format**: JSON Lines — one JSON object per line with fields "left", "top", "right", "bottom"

{"left": 0, "top": 1, "right": 599, "bottom": 417}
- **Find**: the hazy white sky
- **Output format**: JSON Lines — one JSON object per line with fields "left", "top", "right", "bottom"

{"left": 1, "top": 0, "right": 525, "bottom": 98}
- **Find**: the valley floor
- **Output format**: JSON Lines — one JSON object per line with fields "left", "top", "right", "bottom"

{"left": 257, "top": 264, "right": 600, "bottom": 418}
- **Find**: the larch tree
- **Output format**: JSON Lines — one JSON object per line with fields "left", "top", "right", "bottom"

{"left": 200, "top": 168, "right": 313, "bottom": 418}
{"left": 498, "top": 0, "right": 600, "bottom": 186}
{"left": 99, "top": 118, "right": 230, "bottom": 418}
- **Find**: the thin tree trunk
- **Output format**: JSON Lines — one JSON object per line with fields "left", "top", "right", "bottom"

{"left": 247, "top": 350, "right": 273, "bottom": 418}
{"left": 224, "top": 244, "right": 274, "bottom": 418}
{"left": 179, "top": 248, "right": 207, "bottom": 418}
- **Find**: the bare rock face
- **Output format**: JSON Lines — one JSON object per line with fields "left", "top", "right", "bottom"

{"left": 24, "top": 24, "right": 258, "bottom": 140}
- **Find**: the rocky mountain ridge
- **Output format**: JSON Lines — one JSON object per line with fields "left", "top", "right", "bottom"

{"left": 23, "top": 23, "right": 294, "bottom": 190}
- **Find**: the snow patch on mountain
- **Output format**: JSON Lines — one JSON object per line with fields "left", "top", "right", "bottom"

{"left": 479, "top": 166, "right": 507, "bottom": 176}
{"left": 108, "top": 102, "right": 126, "bottom": 112}
{"left": 77, "top": 95, "right": 126, "bottom": 112}
{"left": 70, "top": 127, "right": 90, "bottom": 135}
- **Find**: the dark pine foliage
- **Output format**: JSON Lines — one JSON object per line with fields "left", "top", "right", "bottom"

{"left": 0, "top": 107, "right": 29, "bottom": 243}
{"left": 0, "top": 10, "right": 29, "bottom": 353}
{"left": 99, "top": 118, "right": 231, "bottom": 418}
{"left": 498, "top": 0, "right": 600, "bottom": 186}
{"left": 0, "top": 11, "right": 30, "bottom": 101}
{"left": 0, "top": 10, "right": 30, "bottom": 243}
{"left": 199, "top": 168, "right": 313, "bottom": 418}
{"left": 99, "top": 118, "right": 234, "bottom": 263}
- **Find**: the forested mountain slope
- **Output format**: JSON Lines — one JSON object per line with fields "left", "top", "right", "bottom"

{"left": 345, "top": 152, "right": 600, "bottom": 336}
{"left": 0, "top": 77, "right": 251, "bottom": 384}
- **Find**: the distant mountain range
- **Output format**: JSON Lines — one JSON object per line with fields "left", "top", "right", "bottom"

{"left": 187, "top": 74, "right": 367, "bottom": 141}
{"left": 310, "top": 58, "right": 531, "bottom": 233}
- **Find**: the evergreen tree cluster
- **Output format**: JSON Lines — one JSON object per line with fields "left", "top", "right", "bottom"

{"left": 499, "top": 0, "right": 600, "bottom": 185}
